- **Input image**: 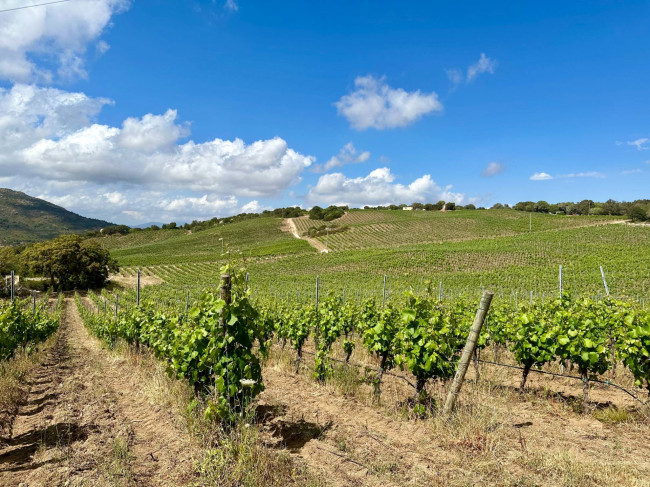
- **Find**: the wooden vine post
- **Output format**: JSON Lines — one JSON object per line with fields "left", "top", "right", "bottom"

{"left": 220, "top": 274, "right": 232, "bottom": 403}
{"left": 443, "top": 291, "right": 494, "bottom": 415}
{"left": 136, "top": 269, "right": 141, "bottom": 307}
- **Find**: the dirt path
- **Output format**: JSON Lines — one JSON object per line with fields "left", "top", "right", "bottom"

{"left": 0, "top": 297, "right": 196, "bottom": 486}
{"left": 282, "top": 218, "right": 330, "bottom": 253}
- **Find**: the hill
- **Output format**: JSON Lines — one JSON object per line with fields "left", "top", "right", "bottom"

{"left": 103, "top": 208, "right": 650, "bottom": 300}
{"left": 293, "top": 208, "right": 623, "bottom": 251}
{"left": 0, "top": 188, "right": 113, "bottom": 245}
{"left": 99, "top": 216, "right": 313, "bottom": 266}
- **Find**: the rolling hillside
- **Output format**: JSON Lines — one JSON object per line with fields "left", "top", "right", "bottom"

{"left": 100, "top": 217, "right": 313, "bottom": 266}
{"left": 294, "top": 208, "right": 624, "bottom": 251}
{"left": 0, "top": 188, "right": 113, "bottom": 245}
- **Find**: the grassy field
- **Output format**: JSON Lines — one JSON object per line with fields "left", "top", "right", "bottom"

{"left": 100, "top": 217, "right": 313, "bottom": 266}
{"left": 107, "top": 210, "right": 649, "bottom": 304}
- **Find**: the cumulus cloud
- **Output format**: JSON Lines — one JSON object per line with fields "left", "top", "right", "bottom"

{"left": 481, "top": 161, "right": 505, "bottom": 177}
{"left": 0, "top": 84, "right": 315, "bottom": 223}
{"left": 0, "top": 0, "right": 130, "bottom": 82}
{"left": 225, "top": 0, "right": 239, "bottom": 11}
{"left": 306, "top": 167, "right": 464, "bottom": 207}
{"left": 530, "top": 172, "right": 553, "bottom": 181}
{"left": 1, "top": 85, "right": 313, "bottom": 197}
{"left": 335, "top": 75, "right": 443, "bottom": 130}
{"left": 446, "top": 53, "right": 497, "bottom": 88}
{"left": 312, "top": 142, "right": 370, "bottom": 173}
{"left": 628, "top": 138, "right": 649, "bottom": 151}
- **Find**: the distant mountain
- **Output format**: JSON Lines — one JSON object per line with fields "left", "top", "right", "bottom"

{"left": 0, "top": 188, "right": 114, "bottom": 245}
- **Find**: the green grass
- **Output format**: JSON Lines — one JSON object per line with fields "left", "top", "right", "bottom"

{"left": 101, "top": 217, "right": 313, "bottom": 266}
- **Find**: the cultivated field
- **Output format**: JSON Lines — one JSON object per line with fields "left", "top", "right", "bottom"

{"left": 3, "top": 209, "right": 650, "bottom": 486}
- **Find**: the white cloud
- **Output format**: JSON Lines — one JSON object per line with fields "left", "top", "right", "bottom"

{"left": 481, "top": 161, "right": 505, "bottom": 177}
{"left": 467, "top": 53, "right": 498, "bottom": 82}
{"left": 0, "top": 0, "right": 130, "bottom": 82}
{"left": 241, "top": 200, "right": 265, "bottom": 213}
{"left": 307, "top": 167, "right": 464, "bottom": 207}
{"left": 0, "top": 84, "right": 315, "bottom": 223}
{"left": 445, "top": 69, "right": 463, "bottom": 88}
{"left": 225, "top": 0, "right": 239, "bottom": 11}
{"left": 621, "top": 169, "right": 642, "bottom": 175}
{"left": 312, "top": 142, "right": 370, "bottom": 173}
{"left": 558, "top": 171, "right": 605, "bottom": 179}
{"left": 163, "top": 194, "right": 238, "bottom": 214}
{"left": 335, "top": 75, "right": 443, "bottom": 130}
{"left": 529, "top": 171, "right": 604, "bottom": 181}
{"left": 0, "top": 85, "right": 313, "bottom": 197}
{"left": 446, "top": 53, "right": 497, "bottom": 87}
{"left": 530, "top": 172, "right": 553, "bottom": 181}
{"left": 628, "top": 138, "right": 649, "bottom": 151}
{"left": 96, "top": 40, "right": 110, "bottom": 55}
{"left": 118, "top": 109, "right": 189, "bottom": 152}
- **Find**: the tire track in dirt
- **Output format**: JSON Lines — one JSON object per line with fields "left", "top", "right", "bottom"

{"left": 0, "top": 297, "right": 197, "bottom": 486}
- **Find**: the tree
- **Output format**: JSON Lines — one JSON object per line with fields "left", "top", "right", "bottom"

{"left": 20, "top": 235, "right": 118, "bottom": 290}
{"left": 464, "top": 204, "right": 476, "bottom": 210}
{"left": 576, "top": 199, "right": 595, "bottom": 215}
{"left": 627, "top": 204, "right": 648, "bottom": 222}
{"left": 491, "top": 203, "right": 504, "bottom": 210}
{"left": 309, "top": 206, "right": 324, "bottom": 220}
{"left": 102, "top": 224, "right": 131, "bottom": 236}
{"left": 0, "top": 246, "right": 24, "bottom": 276}
{"left": 534, "top": 201, "right": 550, "bottom": 213}
{"left": 602, "top": 199, "right": 621, "bottom": 215}
{"left": 434, "top": 201, "right": 445, "bottom": 210}
{"left": 514, "top": 201, "right": 534, "bottom": 212}
{"left": 162, "top": 222, "right": 177, "bottom": 229}
{"left": 411, "top": 202, "right": 424, "bottom": 210}
{"left": 445, "top": 202, "right": 456, "bottom": 211}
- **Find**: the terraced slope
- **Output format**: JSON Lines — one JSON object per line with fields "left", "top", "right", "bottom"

{"left": 293, "top": 209, "right": 623, "bottom": 251}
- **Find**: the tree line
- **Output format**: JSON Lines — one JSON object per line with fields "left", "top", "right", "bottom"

{"left": 509, "top": 199, "right": 650, "bottom": 220}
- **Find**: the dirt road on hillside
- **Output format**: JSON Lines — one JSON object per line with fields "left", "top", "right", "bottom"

{"left": 0, "top": 298, "right": 196, "bottom": 487}
{"left": 282, "top": 218, "right": 330, "bottom": 253}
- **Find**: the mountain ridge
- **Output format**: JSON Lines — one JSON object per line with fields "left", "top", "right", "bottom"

{"left": 0, "top": 188, "right": 114, "bottom": 245}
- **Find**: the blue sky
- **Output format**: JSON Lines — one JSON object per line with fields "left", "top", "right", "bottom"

{"left": 0, "top": 0, "right": 648, "bottom": 224}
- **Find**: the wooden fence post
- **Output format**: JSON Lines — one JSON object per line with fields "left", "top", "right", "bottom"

{"left": 137, "top": 269, "right": 141, "bottom": 307}
{"left": 10, "top": 270, "right": 14, "bottom": 303}
{"left": 443, "top": 291, "right": 494, "bottom": 415}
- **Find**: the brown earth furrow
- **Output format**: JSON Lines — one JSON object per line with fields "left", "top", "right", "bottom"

{"left": 0, "top": 297, "right": 197, "bottom": 487}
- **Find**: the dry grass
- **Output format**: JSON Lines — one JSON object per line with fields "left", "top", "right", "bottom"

{"left": 112, "top": 340, "right": 323, "bottom": 487}
{"left": 0, "top": 333, "right": 59, "bottom": 438}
